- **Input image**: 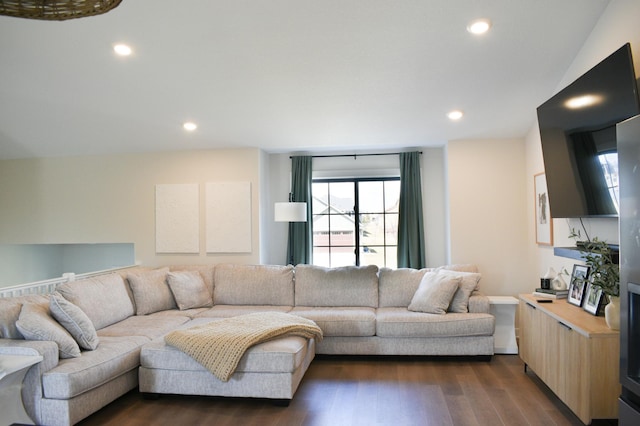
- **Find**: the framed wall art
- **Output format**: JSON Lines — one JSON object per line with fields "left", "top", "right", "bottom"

{"left": 567, "top": 264, "right": 590, "bottom": 307}
{"left": 534, "top": 172, "right": 553, "bottom": 245}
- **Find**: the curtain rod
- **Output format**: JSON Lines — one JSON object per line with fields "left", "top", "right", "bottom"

{"left": 290, "top": 151, "right": 422, "bottom": 159}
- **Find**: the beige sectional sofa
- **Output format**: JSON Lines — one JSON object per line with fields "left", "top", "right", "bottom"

{"left": 0, "top": 263, "right": 495, "bottom": 426}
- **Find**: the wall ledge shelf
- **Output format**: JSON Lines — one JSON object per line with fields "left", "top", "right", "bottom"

{"left": 553, "top": 246, "right": 619, "bottom": 264}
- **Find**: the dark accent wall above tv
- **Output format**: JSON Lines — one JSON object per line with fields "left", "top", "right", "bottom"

{"left": 537, "top": 43, "right": 640, "bottom": 218}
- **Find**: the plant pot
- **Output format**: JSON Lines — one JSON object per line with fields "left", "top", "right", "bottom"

{"left": 604, "top": 295, "right": 620, "bottom": 330}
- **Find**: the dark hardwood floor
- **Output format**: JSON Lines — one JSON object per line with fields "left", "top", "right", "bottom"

{"left": 78, "top": 355, "right": 615, "bottom": 426}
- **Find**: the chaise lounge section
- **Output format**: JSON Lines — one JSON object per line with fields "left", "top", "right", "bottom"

{"left": 0, "top": 263, "right": 495, "bottom": 426}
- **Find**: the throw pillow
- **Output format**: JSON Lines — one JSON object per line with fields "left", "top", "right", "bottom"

{"left": 167, "top": 270, "right": 213, "bottom": 310}
{"left": 408, "top": 271, "right": 462, "bottom": 314}
{"left": 0, "top": 299, "right": 23, "bottom": 339}
{"left": 437, "top": 269, "right": 482, "bottom": 313}
{"left": 49, "top": 292, "right": 100, "bottom": 350}
{"left": 127, "top": 267, "right": 176, "bottom": 315}
{"left": 16, "top": 302, "right": 81, "bottom": 358}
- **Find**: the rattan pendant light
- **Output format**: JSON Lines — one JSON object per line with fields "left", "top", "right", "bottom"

{"left": 0, "top": 0, "right": 122, "bottom": 20}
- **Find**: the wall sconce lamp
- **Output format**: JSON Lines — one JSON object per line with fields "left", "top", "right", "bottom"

{"left": 274, "top": 194, "right": 307, "bottom": 222}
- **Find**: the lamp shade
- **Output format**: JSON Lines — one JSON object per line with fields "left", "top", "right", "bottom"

{"left": 274, "top": 202, "right": 307, "bottom": 222}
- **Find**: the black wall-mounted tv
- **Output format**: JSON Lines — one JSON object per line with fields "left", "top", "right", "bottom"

{"left": 537, "top": 43, "right": 640, "bottom": 218}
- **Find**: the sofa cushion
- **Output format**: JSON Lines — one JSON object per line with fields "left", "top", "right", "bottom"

{"left": 376, "top": 308, "right": 495, "bottom": 338}
{"left": 294, "top": 264, "right": 379, "bottom": 308}
{"left": 57, "top": 273, "right": 135, "bottom": 330}
{"left": 97, "top": 313, "right": 191, "bottom": 340}
{"left": 128, "top": 267, "right": 177, "bottom": 315}
{"left": 436, "top": 269, "right": 482, "bottom": 313}
{"left": 289, "top": 307, "right": 376, "bottom": 337}
{"left": 42, "top": 335, "right": 149, "bottom": 399}
{"left": 196, "top": 305, "right": 293, "bottom": 318}
{"left": 16, "top": 303, "right": 81, "bottom": 359}
{"left": 378, "top": 267, "right": 434, "bottom": 307}
{"left": 408, "top": 271, "right": 461, "bottom": 314}
{"left": 49, "top": 292, "right": 99, "bottom": 350}
{"left": 213, "top": 264, "right": 294, "bottom": 306}
{"left": 167, "top": 270, "right": 213, "bottom": 310}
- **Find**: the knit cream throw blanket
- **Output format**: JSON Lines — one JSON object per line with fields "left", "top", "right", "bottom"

{"left": 165, "top": 312, "right": 323, "bottom": 382}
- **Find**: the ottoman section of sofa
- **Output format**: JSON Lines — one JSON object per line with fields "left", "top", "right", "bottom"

{"left": 139, "top": 324, "right": 316, "bottom": 401}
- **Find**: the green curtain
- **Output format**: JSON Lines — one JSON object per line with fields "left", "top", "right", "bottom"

{"left": 397, "top": 151, "right": 426, "bottom": 268}
{"left": 286, "top": 156, "right": 313, "bottom": 265}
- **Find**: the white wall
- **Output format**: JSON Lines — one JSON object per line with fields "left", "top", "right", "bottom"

{"left": 525, "top": 0, "right": 640, "bottom": 283}
{"left": 448, "top": 138, "right": 530, "bottom": 296}
{"left": 0, "top": 149, "right": 264, "bottom": 271}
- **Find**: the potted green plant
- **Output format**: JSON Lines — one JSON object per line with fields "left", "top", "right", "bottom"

{"left": 569, "top": 229, "right": 620, "bottom": 329}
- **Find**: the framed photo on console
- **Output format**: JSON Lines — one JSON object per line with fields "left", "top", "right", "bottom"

{"left": 583, "top": 283, "right": 603, "bottom": 315}
{"left": 567, "top": 264, "right": 590, "bottom": 307}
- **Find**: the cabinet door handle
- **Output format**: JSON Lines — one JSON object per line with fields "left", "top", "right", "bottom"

{"left": 526, "top": 302, "right": 536, "bottom": 310}
{"left": 558, "top": 321, "right": 572, "bottom": 331}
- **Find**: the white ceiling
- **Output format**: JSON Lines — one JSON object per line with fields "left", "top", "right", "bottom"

{"left": 0, "top": 0, "right": 610, "bottom": 160}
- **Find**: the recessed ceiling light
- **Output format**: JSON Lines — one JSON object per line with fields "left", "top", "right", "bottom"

{"left": 113, "top": 44, "right": 132, "bottom": 56}
{"left": 447, "top": 110, "right": 463, "bottom": 121}
{"left": 183, "top": 122, "right": 197, "bottom": 132}
{"left": 467, "top": 19, "right": 491, "bottom": 35}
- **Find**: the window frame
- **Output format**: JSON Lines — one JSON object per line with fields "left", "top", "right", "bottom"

{"left": 312, "top": 176, "right": 400, "bottom": 267}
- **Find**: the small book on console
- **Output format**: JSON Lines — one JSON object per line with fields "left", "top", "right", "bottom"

{"left": 535, "top": 287, "right": 569, "bottom": 295}
{"left": 532, "top": 290, "right": 567, "bottom": 299}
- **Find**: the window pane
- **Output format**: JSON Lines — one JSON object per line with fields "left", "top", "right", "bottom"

{"left": 329, "top": 215, "right": 355, "bottom": 246}
{"left": 385, "top": 181, "right": 401, "bottom": 213}
{"left": 359, "top": 181, "right": 384, "bottom": 213}
{"left": 312, "top": 182, "right": 328, "bottom": 214}
{"left": 312, "top": 214, "right": 329, "bottom": 246}
{"left": 360, "top": 213, "right": 385, "bottom": 245}
{"left": 330, "top": 247, "right": 355, "bottom": 267}
{"left": 385, "top": 246, "right": 398, "bottom": 269}
{"left": 328, "top": 182, "right": 354, "bottom": 213}
{"left": 385, "top": 213, "right": 398, "bottom": 245}
{"left": 360, "top": 246, "right": 385, "bottom": 267}
{"left": 312, "top": 246, "right": 331, "bottom": 267}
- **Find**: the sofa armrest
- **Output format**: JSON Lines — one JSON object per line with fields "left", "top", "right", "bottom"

{"left": 468, "top": 292, "right": 490, "bottom": 313}
{"left": 0, "top": 339, "right": 59, "bottom": 424}
{"left": 0, "top": 339, "right": 59, "bottom": 373}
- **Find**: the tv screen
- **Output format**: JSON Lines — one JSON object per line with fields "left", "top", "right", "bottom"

{"left": 537, "top": 43, "right": 640, "bottom": 218}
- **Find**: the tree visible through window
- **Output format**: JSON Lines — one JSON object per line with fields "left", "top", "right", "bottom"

{"left": 312, "top": 178, "right": 400, "bottom": 268}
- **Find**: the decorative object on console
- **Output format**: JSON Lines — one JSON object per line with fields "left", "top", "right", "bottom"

{"left": 532, "top": 288, "right": 568, "bottom": 299}
{"left": 552, "top": 267, "right": 568, "bottom": 290}
{"left": 569, "top": 229, "right": 620, "bottom": 327}
{"left": 0, "top": 0, "right": 122, "bottom": 20}
{"left": 583, "top": 283, "right": 603, "bottom": 315}
{"left": 567, "top": 264, "right": 590, "bottom": 307}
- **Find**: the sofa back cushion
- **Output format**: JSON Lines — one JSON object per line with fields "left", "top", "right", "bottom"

{"left": 57, "top": 273, "right": 135, "bottom": 330}
{"left": 169, "top": 265, "right": 215, "bottom": 296}
{"left": 213, "top": 264, "right": 294, "bottom": 306}
{"left": 127, "top": 267, "right": 177, "bottom": 315}
{"left": 378, "top": 267, "right": 434, "bottom": 307}
{"left": 294, "top": 264, "right": 379, "bottom": 307}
